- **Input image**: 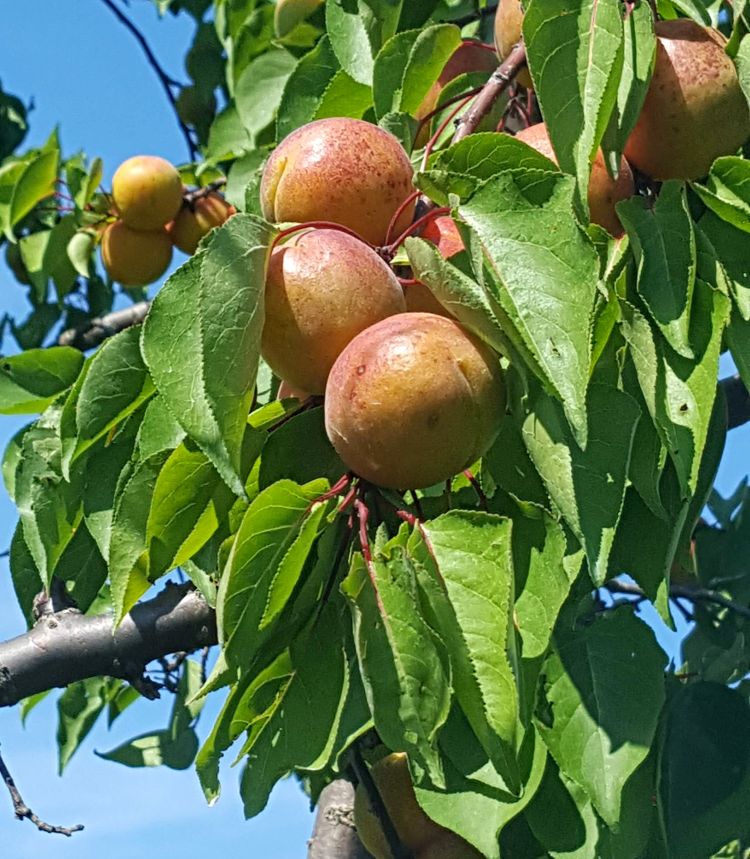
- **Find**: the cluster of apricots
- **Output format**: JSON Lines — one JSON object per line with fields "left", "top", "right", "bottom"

{"left": 494, "top": 1, "right": 750, "bottom": 234}
{"left": 100, "top": 155, "right": 234, "bottom": 286}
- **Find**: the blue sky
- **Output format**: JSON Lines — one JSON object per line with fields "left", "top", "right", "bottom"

{"left": 0, "top": 2, "right": 312, "bottom": 856}
{"left": 0, "top": 2, "right": 748, "bottom": 857}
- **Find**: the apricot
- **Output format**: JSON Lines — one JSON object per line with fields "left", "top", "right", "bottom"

{"left": 112, "top": 155, "right": 183, "bottom": 230}
{"left": 261, "top": 229, "right": 406, "bottom": 395}
{"left": 624, "top": 20, "right": 750, "bottom": 180}
{"left": 325, "top": 313, "right": 506, "bottom": 489}
{"left": 274, "top": 0, "right": 323, "bottom": 37}
{"left": 260, "top": 118, "right": 416, "bottom": 246}
{"left": 494, "top": 0, "right": 533, "bottom": 89}
{"left": 277, "top": 379, "right": 310, "bottom": 401}
{"left": 101, "top": 220, "right": 172, "bottom": 286}
{"left": 354, "top": 753, "right": 482, "bottom": 859}
{"left": 515, "top": 123, "right": 634, "bottom": 236}
{"left": 167, "top": 192, "right": 236, "bottom": 255}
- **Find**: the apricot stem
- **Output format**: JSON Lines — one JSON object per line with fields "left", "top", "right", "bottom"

{"left": 412, "top": 84, "right": 484, "bottom": 148}
{"left": 463, "top": 470, "right": 488, "bottom": 512}
{"left": 421, "top": 93, "right": 476, "bottom": 169}
{"left": 384, "top": 207, "right": 451, "bottom": 256}
{"left": 271, "top": 221, "right": 374, "bottom": 253}
{"left": 385, "top": 190, "right": 421, "bottom": 247}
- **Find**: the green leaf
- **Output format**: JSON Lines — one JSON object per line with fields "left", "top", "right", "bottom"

{"left": 459, "top": 171, "right": 599, "bottom": 443}
{"left": 141, "top": 214, "right": 274, "bottom": 496}
{"left": 60, "top": 326, "right": 154, "bottom": 473}
{"left": 57, "top": 677, "right": 109, "bottom": 773}
{"left": 660, "top": 683, "right": 750, "bottom": 858}
{"left": 97, "top": 729, "right": 199, "bottom": 770}
{"left": 373, "top": 25, "right": 461, "bottom": 120}
{"left": 0, "top": 84, "right": 28, "bottom": 159}
{"left": 325, "top": 0, "right": 403, "bottom": 86}
{"left": 16, "top": 405, "right": 82, "bottom": 587}
{"left": 617, "top": 181, "right": 696, "bottom": 358}
{"left": 0, "top": 347, "right": 82, "bottom": 415}
{"left": 539, "top": 609, "right": 666, "bottom": 826}
{"left": 235, "top": 48, "right": 297, "bottom": 143}
{"left": 343, "top": 528, "right": 452, "bottom": 785}
{"left": 239, "top": 605, "right": 361, "bottom": 817}
{"left": 522, "top": 382, "right": 641, "bottom": 585}
{"left": 523, "top": 0, "right": 624, "bottom": 220}
{"left": 411, "top": 512, "right": 521, "bottom": 792}
{"left": 698, "top": 211, "right": 750, "bottom": 321}
{"left": 217, "top": 479, "right": 332, "bottom": 670}
{"left": 134, "top": 395, "right": 186, "bottom": 461}
{"left": 620, "top": 281, "right": 730, "bottom": 496}
{"left": 258, "top": 407, "right": 344, "bottom": 489}
{"left": 19, "top": 216, "right": 79, "bottom": 299}
{"left": 692, "top": 157, "right": 750, "bottom": 234}
{"left": 276, "top": 36, "right": 371, "bottom": 140}
{"left": 9, "top": 523, "right": 42, "bottom": 627}
{"left": 55, "top": 522, "right": 108, "bottom": 614}
{"left": 415, "top": 715, "right": 548, "bottom": 859}
{"left": 146, "top": 440, "right": 235, "bottom": 578}
{"left": 109, "top": 451, "right": 170, "bottom": 624}
{"left": 1, "top": 137, "right": 60, "bottom": 239}
{"left": 601, "top": 1, "right": 656, "bottom": 169}
{"left": 727, "top": 309, "right": 750, "bottom": 390}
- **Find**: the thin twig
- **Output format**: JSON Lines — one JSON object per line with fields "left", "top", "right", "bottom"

{"left": 99, "top": 0, "right": 198, "bottom": 160}
{"left": 606, "top": 579, "right": 750, "bottom": 622}
{"left": 450, "top": 3, "right": 499, "bottom": 28}
{"left": 0, "top": 746, "right": 84, "bottom": 836}
{"left": 57, "top": 300, "right": 151, "bottom": 350}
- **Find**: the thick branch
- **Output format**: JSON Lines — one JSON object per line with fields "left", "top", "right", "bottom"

{"left": 0, "top": 746, "right": 83, "bottom": 836}
{"left": 452, "top": 41, "right": 527, "bottom": 144}
{"left": 0, "top": 583, "right": 216, "bottom": 708}
{"left": 307, "top": 780, "right": 372, "bottom": 859}
{"left": 57, "top": 300, "right": 151, "bottom": 350}
{"left": 99, "top": 0, "right": 198, "bottom": 160}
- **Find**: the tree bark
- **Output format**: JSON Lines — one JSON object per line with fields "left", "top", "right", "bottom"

{"left": 308, "top": 779, "right": 372, "bottom": 859}
{"left": 57, "top": 301, "right": 151, "bottom": 350}
{"left": 0, "top": 583, "right": 215, "bottom": 708}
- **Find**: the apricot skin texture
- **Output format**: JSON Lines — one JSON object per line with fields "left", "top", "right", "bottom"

{"left": 495, "top": 0, "right": 533, "bottom": 89}
{"left": 354, "top": 753, "right": 482, "bottom": 859}
{"left": 325, "top": 313, "right": 506, "bottom": 490}
{"left": 112, "top": 155, "right": 183, "bottom": 230}
{"left": 261, "top": 229, "right": 406, "bottom": 395}
{"left": 101, "top": 221, "right": 172, "bottom": 286}
{"left": 624, "top": 20, "right": 750, "bottom": 180}
{"left": 515, "top": 123, "right": 634, "bottom": 236}
{"left": 167, "top": 193, "right": 236, "bottom": 255}
{"left": 260, "top": 118, "right": 415, "bottom": 246}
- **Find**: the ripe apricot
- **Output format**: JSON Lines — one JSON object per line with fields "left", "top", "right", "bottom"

{"left": 494, "top": 0, "right": 533, "bottom": 89}
{"left": 112, "top": 155, "right": 183, "bottom": 230}
{"left": 515, "top": 123, "right": 634, "bottom": 236}
{"left": 167, "top": 192, "right": 236, "bottom": 255}
{"left": 354, "top": 753, "right": 482, "bottom": 859}
{"left": 101, "top": 220, "right": 172, "bottom": 286}
{"left": 404, "top": 216, "right": 463, "bottom": 316}
{"left": 325, "top": 313, "right": 506, "bottom": 489}
{"left": 260, "top": 118, "right": 416, "bottom": 246}
{"left": 624, "top": 20, "right": 750, "bottom": 180}
{"left": 277, "top": 379, "right": 310, "bottom": 401}
{"left": 261, "top": 229, "right": 406, "bottom": 395}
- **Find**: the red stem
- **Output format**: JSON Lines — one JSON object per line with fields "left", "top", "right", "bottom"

{"left": 385, "top": 207, "right": 451, "bottom": 255}
{"left": 271, "top": 221, "right": 373, "bottom": 253}
{"left": 385, "top": 190, "right": 421, "bottom": 247}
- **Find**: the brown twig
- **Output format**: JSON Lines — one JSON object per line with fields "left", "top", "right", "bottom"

{"left": 606, "top": 579, "right": 750, "bottom": 622}
{"left": 0, "top": 746, "right": 84, "bottom": 836}
{"left": 452, "top": 41, "right": 528, "bottom": 144}
{"left": 99, "top": 0, "right": 198, "bottom": 161}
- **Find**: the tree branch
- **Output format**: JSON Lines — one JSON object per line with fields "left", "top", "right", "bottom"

{"left": 0, "top": 583, "right": 216, "bottom": 709}
{"left": 57, "top": 300, "right": 151, "bottom": 350}
{"left": 606, "top": 578, "right": 750, "bottom": 621}
{"left": 307, "top": 779, "right": 372, "bottom": 859}
{"left": 99, "top": 0, "right": 198, "bottom": 161}
{"left": 451, "top": 41, "right": 527, "bottom": 144}
{"left": 0, "top": 746, "right": 84, "bottom": 836}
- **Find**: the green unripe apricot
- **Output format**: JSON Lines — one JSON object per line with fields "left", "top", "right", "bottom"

{"left": 325, "top": 313, "right": 506, "bottom": 490}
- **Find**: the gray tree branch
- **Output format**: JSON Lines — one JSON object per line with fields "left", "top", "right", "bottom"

{"left": 57, "top": 300, "right": 151, "bottom": 350}
{"left": 307, "top": 780, "right": 372, "bottom": 859}
{"left": 0, "top": 583, "right": 215, "bottom": 708}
